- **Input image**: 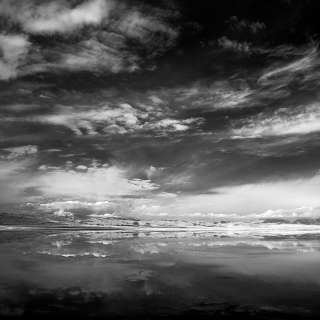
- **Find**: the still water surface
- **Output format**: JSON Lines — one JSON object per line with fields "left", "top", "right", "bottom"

{"left": 1, "top": 226, "right": 320, "bottom": 318}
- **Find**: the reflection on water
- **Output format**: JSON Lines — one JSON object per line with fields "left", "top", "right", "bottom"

{"left": 1, "top": 227, "right": 320, "bottom": 318}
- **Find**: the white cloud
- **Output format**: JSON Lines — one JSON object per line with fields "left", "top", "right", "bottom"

{"left": 0, "top": 1, "right": 178, "bottom": 78}
{"left": 117, "top": 9, "right": 178, "bottom": 50}
{"left": 0, "top": 0, "right": 177, "bottom": 43}
{"left": 1, "top": 145, "right": 38, "bottom": 160}
{"left": 255, "top": 206, "right": 320, "bottom": 220}
{"left": 217, "top": 36, "right": 251, "bottom": 53}
{"left": 131, "top": 174, "right": 320, "bottom": 218}
{"left": 19, "top": 35, "right": 141, "bottom": 75}
{"left": 145, "top": 118, "right": 203, "bottom": 133}
{"left": 233, "top": 103, "right": 320, "bottom": 138}
{"left": 56, "top": 38, "right": 140, "bottom": 73}
{"left": 0, "top": 159, "right": 34, "bottom": 204}
{"left": 0, "top": 33, "right": 30, "bottom": 80}
{"left": 183, "top": 206, "right": 320, "bottom": 221}
{"left": 227, "top": 16, "right": 266, "bottom": 34}
{"left": 25, "top": 198, "right": 126, "bottom": 219}
{"left": 24, "top": 103, "right": 142, "bottom": 135}
{"left": 37, "top": 199, "right": 111, "bottom": 217}
{"left": 0, "top": 160, "right": 27, "bottom": 179}
{"left": 209, "top": 83, "right": 252, "bottom": 109}
{"left": 258, "top": 46, "right": 318, "bottom": 84}
{"left": 75, "top": 165, "right": 88, "bottom": 171}
{"left": 145, "top": 166, "right": 161, "bottom": 179}
{"left": 169, "top": 81, "right": 253, "bottom": 110}
{"left": 3, "top": 103, "right": 201, "bottom": 136}
{"left": 192, "top": 175, "right": 320, "bottom": 215}
{"left": 149, "top": 96, "right": 164, "bottom": 105}
{"left": 0, "top": 0, "right": 113, "bottom": 34}
{"left": 35, "top": 163, "right": 158, "bottom": 200}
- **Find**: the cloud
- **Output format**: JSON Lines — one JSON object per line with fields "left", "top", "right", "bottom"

{"left": 39, "top": 200, "right": 111, "bottom": 210}
{"left": 145, "top": 118, "right": 203, "bottom": 133}
{"left": 117, "top": 9, "right": 178, "bottom": 54}
{"left": 258, "top": 46, "right": 318, "bottom": 84}
{"left": 215, "top": 16, "right": 266, "bottom": 54}
{"left": 35, "top": 163, "right": 159, "bottom": 200}
{"left": 12, "top": 103, "right": 143, "bottom": 135}
{"left": 130, "top": 173, "right": 320, "bottom": 218}
{"left": 217, "top": 36, "right": 251, "bottom": 53}
{"left": 49, "top": 38, "right": 140, "bottom": 73}
{"left": 0, "top": 160, "right": 28, "bottom": 179}
{"left": 0, "top": 33, "right": 30, "bottom": 80}
{"left": 0, "top": 0, "right": 179, "bottom": 79}
{"left": 0, "top": 145, "right": 38, "bottom": 160}
{"left": 37, "top": 200, "right": 111, "bottom": 217}
{"left": 195, "top": 175, "right": 320, "bottom": 215}
{"left": 0, "top": 0, "right": 112, "bottom": 34}
{"left": 227, "top": 16, "right": 266, "bottom": 34}
{"left": 2, "top": 102, "right": 202, "bottom": 136}
{"left": 255, "top": 206, "right": 320, "bottom": 220}
{"left": 205, "top": 82, "right": 252, "bottom": 109}
{"left": 17, "top": 34, "right": 141, "bottom": 76}
{"left": 185, "top": 206, "right": 320, "bottom": 221}
{"left": 161, "top": 80, "right": 253, "bottom": 110}
{"left": 0, "top": 147, "right": 38, "bottom": 204}
{"left": 0, "top": 159, "right": 34, "bottom": 204}
{"left": 232, "top": 103, "right": 320, "bottom": 138}
{"left": 28, "top": 0, "right": 111, "bottom": 34}
{"left": 130, "top": 44, "right": 319, "bottom": 119}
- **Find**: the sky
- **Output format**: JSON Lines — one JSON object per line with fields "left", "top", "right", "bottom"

{"left": 1, "top": 0, "right": 320, "bottom": 224}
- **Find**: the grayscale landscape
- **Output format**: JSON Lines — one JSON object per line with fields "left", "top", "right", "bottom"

{"left": 1, "top": 0, "right": 320, "bottom": 318}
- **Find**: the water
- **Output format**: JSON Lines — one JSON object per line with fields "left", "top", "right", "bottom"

{"left": 1, "top": 223, "right": 320, "bottom": 318}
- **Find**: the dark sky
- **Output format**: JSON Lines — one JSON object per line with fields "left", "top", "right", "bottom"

{"left": 1, "top": 0, "right": 320, "bottom": 222}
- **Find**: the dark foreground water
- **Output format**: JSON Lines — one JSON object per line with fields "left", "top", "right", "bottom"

{"left": 1, "top": 225, "right": 320, "bottom": 319}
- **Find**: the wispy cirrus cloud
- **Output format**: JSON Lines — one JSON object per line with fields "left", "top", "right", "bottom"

{"left": 148, "top": 80, "right": 253, "bottom": 111}
{"left": 30, "top": 37, "right": 141, "bottom": 74}
{"left": 232, "top": 103, "right": 320, "bottom": 138}
{"left": 258, "top": 46, "right": 318, "bottom": 84}
{"left": 1, "top": 102, "right": 203, "bottom": 136}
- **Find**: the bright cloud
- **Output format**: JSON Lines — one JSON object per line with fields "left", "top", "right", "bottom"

{"left": 258, "top": 46, "right": 318, "bottom": 84}
{"left": 2, "top": 103, "right": 202, "bottom": 136}
{"left": 217, "top": 36, "right": 251, "bottom": 53}
{"left": 0, "top": 0, "right": 112, "bottom": 34}
{"left": 132, "top": 174, "right": 320, "bottom": 217}
{"left": 1, "top": 145, "right": 38, "bottom": 160}
{"left": 117, "top": 9, "right": 178, "bottom": 49}
{"left": 0, "top": 33, "right": 30, "bottom": 80}
{"left": 0, "top": 159, "right": 34, "bottom": 204}
{"left": 35, "top": 164, "right": 158, "bottom": 200}
{"left": 0, "top": 0, "right": 178, "bottom": 79}
{"left": 233, "top": 103, "right": 320, "bottom": 138}
{"left": 25, "top": 0, "right": 111, "bottom": 34}
{"left": 167, "top": 80, "right": 253, "bottom": 110}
